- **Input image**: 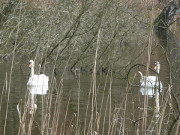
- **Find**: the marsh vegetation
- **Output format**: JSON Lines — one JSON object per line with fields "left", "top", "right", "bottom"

{"left": 0, "top": 0, "right": 180, "bottom": 135}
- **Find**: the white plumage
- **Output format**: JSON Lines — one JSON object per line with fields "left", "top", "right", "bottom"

{"left": 27, "top": 74, "right": 48, "bottom": 86}
{"left": 27, "top": 60, "right": 49, "bottom": 95}
{"left": 138, "top": 61, "right": 163, "bottom": 97}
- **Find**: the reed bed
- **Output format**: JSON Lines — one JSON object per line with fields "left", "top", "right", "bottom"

{"left": 0, "top": 0, "right": 180, "bottom": 135}
{"left": 0, "top": 53, "right": 177, "bottom": 135}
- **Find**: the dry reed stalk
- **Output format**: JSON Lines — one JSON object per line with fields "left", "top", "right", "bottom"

{"left": 45, "top": 77, "right": 57, "bottom": 133}
{"left": 84, "top": 28, "right": 102, "bottom": 135}
{"left": 66, "top": 116, "right": 75, "bottom": 135}
{"left": 102, "top": 83, "right": 110, "bottom": 135}
{"left": 18, "top": 91, "right": 32, "bottom": 135}
{"left": 50, "top": 42, "right": 75, "bottom": 134}
{"left": 50, "top": 79, "right": 63, "bottom": 134}
{"left": 30, "top": 42, "right": 74, "bottom": 134}
{"left": 75, "top": 70, "right": 81, "bottom": 135}
{"left": 157, "top": 85, "right": 171, "bottom": 135}
{"left": 3, "top": 1, "right": 23, "bottom": 133}
{"left": 136, "top": 87, "right": 142, "bottom": 135}
{"left": 62, "top": 93, "right": 71, "bottom": 135}
{"left": 175, "top": 116, "right": 180, "bottom": 135}
{"left": 40, "top": 94, "right": 46, "bottom": 134}
{"left": 96, "top": 112, "right": 100, "bottom": 133}
{"left": 5, "top": 72, "right": 7, "bottom": 93}
{"left": 89, "top": 29, "right": 101, "bottom": 135}
{"left": 83, "top": 78, "right": 92, "bottom": 135}
{"left": 0, "top": 73, "right": 7, "bottom": 113}
{"left": 121, "top": 72, "right": 137, "bottom": 135}
{"left": 39, "top": 59, "right": 48, "bottom": 135}
{"left": 110, "top": 108, "right": 119, "bottom": 135}
{"left": 40, "top": 96, "right": 47, "bottom": 134}
{"left": 121, "top": 84, "right": 130, "bottom": 135}
{"left": 141, "top": 0, "right": 155, "bottom": 132}
{"left": 42, "top": 53, "right": 59, "bottom": 134}
{"left": 107, "top": 71, "right": 113, "bottom": 135}
{"left": 163, "top": 95, "right": 173, "bottom": 134}
{"left": 27, "top": 108, "right": 37, "bottom": 135}
{"left": 96, "top": 70, "right": 110, "bottom": 134}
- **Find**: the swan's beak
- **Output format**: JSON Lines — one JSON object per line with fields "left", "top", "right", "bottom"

{"left": 29, "top": 64, "right": 32, "bottom": 68}
{"left": 154, "top": 65, "right": 157, "bottom": 70}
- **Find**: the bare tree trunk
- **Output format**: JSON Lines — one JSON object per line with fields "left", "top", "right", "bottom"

{"left": 154, "top": 0, "right": 180, "bottom": 45}
{"left": 153, "top": 1, "right": 180, "bottom": 134}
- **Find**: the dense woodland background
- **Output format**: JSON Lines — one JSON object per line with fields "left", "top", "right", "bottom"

{"left": 0, "top": 0, "right": 175, "bottom": 73}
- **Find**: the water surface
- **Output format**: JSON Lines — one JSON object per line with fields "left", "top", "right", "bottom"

{"left": 0, "top": 59, "right": 172, "bottom": 134}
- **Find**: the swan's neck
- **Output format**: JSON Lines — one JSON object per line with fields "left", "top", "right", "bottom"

{"left": 157, "top": 65, "right": 160, "bottom": 74}
{"left": 138, "top": 71, "right": 143, "bottom": 79}
{"left": 31, "top": 65, "right": 34, "bottom": 77}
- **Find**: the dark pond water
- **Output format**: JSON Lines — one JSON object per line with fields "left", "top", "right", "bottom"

{"left": 0, "top": 57, "right": 173, "bottom": 135}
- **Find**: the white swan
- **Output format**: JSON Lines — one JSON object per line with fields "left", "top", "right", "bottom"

{"left": 138, "top": 61, "right": 163, "bottom": 96}
{"left": 27, "top": 60, "right": 49, "bottom": 95}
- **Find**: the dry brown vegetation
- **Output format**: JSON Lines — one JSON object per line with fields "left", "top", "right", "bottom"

{"left": 0, "top": 0, "right": 180, "bottom": 135}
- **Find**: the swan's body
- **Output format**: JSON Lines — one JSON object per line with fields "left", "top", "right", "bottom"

{"left": 27, "top": 60, "right": 49, "bottom": 95}
{"left": 27, "top": 74, "right": 48, "bottom": 86}
{"left": 138, "top": 61, "right": 163, "bottom": 97}
{"left": 138, "top": 72, "right": 162, "bottom": 89}
{"left": 27, "top": 74, "right": 48, "bottom": 94}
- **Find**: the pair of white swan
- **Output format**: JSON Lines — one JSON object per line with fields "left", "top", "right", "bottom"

{"left": 138, "top": 61, "right": 163, "bottom": 97}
